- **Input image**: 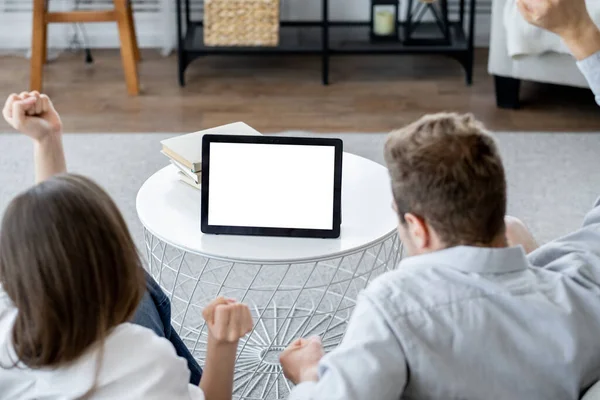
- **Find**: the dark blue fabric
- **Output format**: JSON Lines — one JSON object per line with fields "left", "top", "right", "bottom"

{"left": 133, "top": 272, "right": 203, "bottom": 385}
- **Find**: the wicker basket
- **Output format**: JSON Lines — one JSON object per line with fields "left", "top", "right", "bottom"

{"left": 204, "top": 0, "right": 280, "bottom": 47}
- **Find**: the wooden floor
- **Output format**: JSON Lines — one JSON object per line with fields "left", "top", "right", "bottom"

{"left": 1, "top": 49, "right": 599, "bottom": 133}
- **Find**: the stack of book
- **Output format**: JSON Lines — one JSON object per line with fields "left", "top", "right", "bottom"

{"left": 161, "top": 122, "right": 262, "bottom": 190}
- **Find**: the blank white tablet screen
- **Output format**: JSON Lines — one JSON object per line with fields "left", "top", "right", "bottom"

{"left": 208, "top": 142, "right": 336, "bottom": 230}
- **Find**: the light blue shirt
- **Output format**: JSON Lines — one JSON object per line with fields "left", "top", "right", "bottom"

{"left": 289, "top": 55, "right": 600, "bottom": 400}
{"left": 578, "top": 51, "right": 600, "bottom": 105}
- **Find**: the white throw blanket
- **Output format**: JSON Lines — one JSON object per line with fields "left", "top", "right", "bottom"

{"left": 504, "top": 0, "right": 600, "bottom": 57}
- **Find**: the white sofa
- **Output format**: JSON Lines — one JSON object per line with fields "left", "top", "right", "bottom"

{"left": 488, "top": 0, "right": 590, "bottom": 108}
{"left": 583, "top": 381, "right": 600, "bottom": 400}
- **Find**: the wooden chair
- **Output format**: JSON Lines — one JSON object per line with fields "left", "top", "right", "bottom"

{"left": 30, "top": 0, "right": 141, "bottom": 96}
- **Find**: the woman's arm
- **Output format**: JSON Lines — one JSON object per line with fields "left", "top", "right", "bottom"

{"left": 32, "top": 134, "right": 66, "bottom": 183}
{"left": 200, "top": 298, "right": 253, "bottom": 400}
{"left": 2, "top": 92, "right": 66, "bottom": 183}
{"left": 200, "top": 338, "right": 238, "bottom": 400}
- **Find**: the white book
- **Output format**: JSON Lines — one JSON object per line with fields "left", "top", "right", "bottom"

{"left": 161, "top": 122, "right": 262, "bottom": 173}
{"left": 177, "top": 172, "right": 201, "bottom": 190}
{"left": 170, "top": 159, "right": 200, "bottom": 184}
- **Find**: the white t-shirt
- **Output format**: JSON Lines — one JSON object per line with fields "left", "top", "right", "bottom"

{"left": 0, "top": 289, "right": 205, "bottom": 400}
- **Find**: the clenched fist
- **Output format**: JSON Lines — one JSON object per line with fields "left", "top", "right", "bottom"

{"left": 279, "top": 336, "right": 324, "bottom": 385}
{"left": 202, "top": 297, "right": 253, "bottom": 344}
{"left": 517, "top": 0, "right": 600, "bottom": 60}
{"left": 2, "top": 91, "right": 62, "bottom": 141}
{"left": 517, "top": 0, "right": 593, "bottom": 39}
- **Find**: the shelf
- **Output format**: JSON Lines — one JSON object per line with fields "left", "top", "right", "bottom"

{"left": 184, "top": 21, "right": 468, "bottom": 56}
{"left": 176, "top": 0, "right": 476, "bottom": 86}
{"left": 184, "top": 23, "right": 324, "bottom": 55}
{"left": 328, "top": 22, "right": 468, "bottom": 54}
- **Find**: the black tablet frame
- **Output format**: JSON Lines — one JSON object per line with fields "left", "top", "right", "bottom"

{"left": 201, "top": 134, "right": 343, "bottom": 239}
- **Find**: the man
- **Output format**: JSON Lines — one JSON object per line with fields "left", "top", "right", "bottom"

{"left": 279, "top": 0, "right": 600, "bottom": 398}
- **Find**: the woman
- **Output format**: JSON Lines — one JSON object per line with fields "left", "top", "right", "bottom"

{"left": 0, "top": 92, "right": 253, "bottom": 399}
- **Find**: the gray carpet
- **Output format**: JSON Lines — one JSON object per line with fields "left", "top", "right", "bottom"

{"left": 1, "top": 130, "right": 598, "bottom": 399}
{"left": 0, "top": 131, "right": 599, "bottom": 251}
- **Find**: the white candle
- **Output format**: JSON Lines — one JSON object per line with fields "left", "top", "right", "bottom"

{"left": 374, "top": 10, "right": 395, "bottom": 36}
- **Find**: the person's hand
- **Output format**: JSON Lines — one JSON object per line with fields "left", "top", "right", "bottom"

{"left": 2, "top": 91, "right": 62, "bottom": 142}
{"left": 202, "top": 297, "right": 253, "bottom": 344}
{"left": 505, "top": 216, "right": 539, "bottom": 254}
{"left": 516, "top": 0, "right": 595, "bottom": 41}
{"left": 279, "top": 336, "right": 324, "bottom": 385}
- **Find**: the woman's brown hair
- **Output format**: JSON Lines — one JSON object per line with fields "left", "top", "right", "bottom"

{"left": 0, "top": 174, "right": 145, "bottom": 369}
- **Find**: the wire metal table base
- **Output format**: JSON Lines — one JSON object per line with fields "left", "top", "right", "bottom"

{"left": 144, "top": 229, "right": 403, "bottom": 399}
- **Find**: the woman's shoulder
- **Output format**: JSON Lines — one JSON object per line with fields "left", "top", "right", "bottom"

{"left": 0, "top": 285, "right": 18, "bottom": 355}
{"left": 106, "top": 323, "right": 179, "bottom": 357}
{"left": 0, "top": 295, "right": 204, "bottom": 400}
{"left": 0, "top": 284, "right": 16, "bottom": 312}
{"left": 103, "top": 322, "right": 190, "bottom": 374}
{"left": 98, "top": 323, "right": 204, "bottom": 399}
{"left": 38, "top": 323, "right": 203, "bottom": 399}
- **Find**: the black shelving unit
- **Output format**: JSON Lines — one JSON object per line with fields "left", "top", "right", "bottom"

{"left": 176, "top": 0, "right": 476, "bottom": 86}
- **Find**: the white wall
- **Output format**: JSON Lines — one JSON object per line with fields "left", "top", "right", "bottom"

{"left": 0, "top": 0, "right": 173, "bottom": 51}
{"left": 0, "top": 0, "right": 491, "bottom": 52}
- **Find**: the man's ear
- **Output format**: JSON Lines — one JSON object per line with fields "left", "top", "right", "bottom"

{"left": 404, "top": 213, "right": 430, "bottom": 250}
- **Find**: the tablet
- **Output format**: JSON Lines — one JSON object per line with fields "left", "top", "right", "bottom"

{"left": 201, "top": 134, "right": 343, "bottom": 238}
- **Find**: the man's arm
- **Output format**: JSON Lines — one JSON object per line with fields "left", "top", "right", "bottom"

{"left": 576, "top": 46, "right": 600, "bottom": 106}
{"left": 2, "top": 92, "right": 66, "bottom": 183}
{"left": 562, "top": 21, "right": 600, "bottom": 62}
{"left": 528, "top": 198, "right": 600, "bottom": 285}
{"left": 568, "top": 19, "right": 600, "bottom": 106}
{"left": 516, "top": 0, "right": 600, "bottom": 278}
{"left": 282, "top": 295, "right": 407, "bottom": 400}
{"left": 517, "top": 0, "right": 600, "bottom": 104}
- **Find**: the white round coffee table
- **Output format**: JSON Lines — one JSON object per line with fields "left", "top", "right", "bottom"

{"left": 136, "top": 152, "right": 402, "bottom": 400}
